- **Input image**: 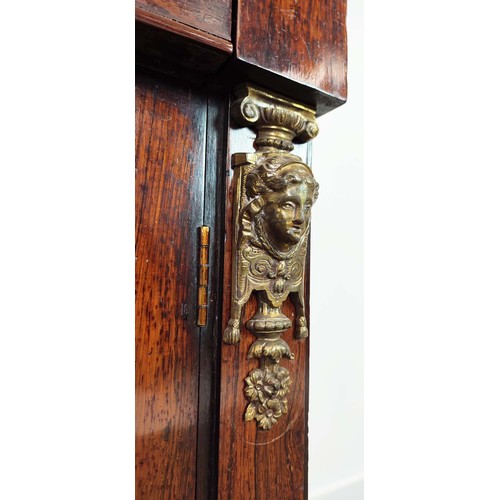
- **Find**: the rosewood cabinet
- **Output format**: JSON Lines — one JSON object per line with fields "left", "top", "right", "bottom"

{"left": 136, "top": 1, "right": 347, "bottom": 498}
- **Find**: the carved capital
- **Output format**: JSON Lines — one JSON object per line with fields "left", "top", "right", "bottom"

{"left": 232, "top": 84, "right": 319, "bottom": 152}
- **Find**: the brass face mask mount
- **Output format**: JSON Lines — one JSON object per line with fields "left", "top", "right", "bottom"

{"left": 224, "top": 84, "right": 319, "bottom": 430}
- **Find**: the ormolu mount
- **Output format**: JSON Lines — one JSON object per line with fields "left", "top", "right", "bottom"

{"left": 224, "top": 85, "right": 319, "bottom": 430}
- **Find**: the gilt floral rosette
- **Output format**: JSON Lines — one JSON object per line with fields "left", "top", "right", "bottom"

{"left": 244, "top": 364, "right": 291, "bottom": 430}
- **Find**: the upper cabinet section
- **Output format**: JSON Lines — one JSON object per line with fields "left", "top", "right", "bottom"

{"left": 136, "top": 0, "right": 347, "bottom": 115}
{"left": 233, "top": 0, "right": 347, "bottom": 115}
{"left": 136, "top": 0, "right": 233, "bottom": 54}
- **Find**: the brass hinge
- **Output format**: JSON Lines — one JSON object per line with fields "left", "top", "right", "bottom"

{"left": 197, "top": 226, "right": 210, "bottom": 326}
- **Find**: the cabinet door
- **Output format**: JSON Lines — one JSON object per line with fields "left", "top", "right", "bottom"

{"left": 135, "top": 70, "right": 207, "bottom": 499}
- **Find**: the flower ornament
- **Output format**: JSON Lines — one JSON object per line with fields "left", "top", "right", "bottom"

{"left": 273, "top": 364, "right": 291, "bottom": 399}
{"left": 255, "top": 398, "right": 284, "bottom": 430}
{"left": 244, "top": 365, "right": 291, "bottom": 430}
{"left": 244, "top": 369, "right": 275, "bottom": 402}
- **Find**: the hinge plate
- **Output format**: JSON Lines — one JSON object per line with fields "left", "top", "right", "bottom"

{"left": 197, "top": 226, "right": 210, "bottom": 326}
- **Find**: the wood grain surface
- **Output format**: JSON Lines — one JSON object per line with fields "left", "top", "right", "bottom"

{"left": 217, "top": 127, "right": 311, "bottom": 499}
{"left": 136, "top": 0, "right": 232, "bottom": 46}
{"left": 195, "top": 86, "right": 230, "bottom": 500}
{"left": 234, "top": 0, "right": 347, "bottom": 113}
{"left": 135, "top": 70, "right": 207, "bottom": 499}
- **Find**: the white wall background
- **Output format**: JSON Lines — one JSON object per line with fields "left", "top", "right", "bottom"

{"left": 308, "top": 0, "right": 363, "bottom": 498}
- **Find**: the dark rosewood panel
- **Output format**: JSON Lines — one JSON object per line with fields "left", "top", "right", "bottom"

{"left": 233, "top": 0, "right": 347, "bottom": 115}
{"left": 136, "top": 20, "right": 231, "bottom": 78}
{"left": 136, "top": 0, "right": 232, "bottom": 50}
{"left": 195, "top": 86, "right": 230, "bottom": 499}
{"left": 135, "top": 71, "right": 207, "bottom": 499}
{"left": 217, "top": 127, "right": 311, "bottom": 499}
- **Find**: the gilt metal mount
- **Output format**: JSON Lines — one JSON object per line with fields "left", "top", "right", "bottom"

{"left": 224, "top": 85, "right": 319, "bottom": 430}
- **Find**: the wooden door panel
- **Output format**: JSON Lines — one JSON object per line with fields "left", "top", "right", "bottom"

{"left": 135, "top": 71, "right": 207, "bottom": 499}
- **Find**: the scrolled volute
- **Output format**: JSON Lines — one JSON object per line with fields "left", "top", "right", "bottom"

{"left": 232, "top": 84, "right": 319, "bottom": 153}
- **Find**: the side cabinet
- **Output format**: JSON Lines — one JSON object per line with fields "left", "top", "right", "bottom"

{"left": 136, "top": 1, "right": 347, "bottom": 498}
